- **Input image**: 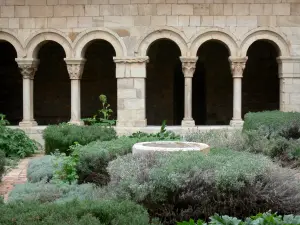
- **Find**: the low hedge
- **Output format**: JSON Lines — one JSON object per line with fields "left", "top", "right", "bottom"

{"left": 28, "top": 136, "right": 177, "bottom": 186}
{"left": 243, "top": 111, "right": 300, "bottom": 134}
{"left": 77, "top": 136, "right": 165, "bottom": 185}
{"left": 8, "top": 181, "right": 95, "bottom": 203}
{"left": 27, "top": 156, "right": 60, "bottom": 183}
{"left": 0, "top": 199, "right": 151, "bottom": 225}
{"left": 108, "top": 149, "right": 300, "bottom": 224}
{"left": 43, "top": 124, "right": 117, "bottom": 155}
{"left": 0, "top": 150, "right": 5, "bottom": 181}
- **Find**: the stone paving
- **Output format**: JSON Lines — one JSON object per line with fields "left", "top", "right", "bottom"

{"left": 0, "top": 154, "right": 43, "bottom": 202}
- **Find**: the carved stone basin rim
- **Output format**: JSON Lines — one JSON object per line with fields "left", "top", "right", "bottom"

{"left": 132, "top": 141, "right": 210, "bottom": 155}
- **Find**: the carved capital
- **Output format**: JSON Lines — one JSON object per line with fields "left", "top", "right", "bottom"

{"left": 64, "top": 58, "right": 86, "bottom": 80}
{"left": 180, "top": 57, "right": 198, "bottom": 78}
{"left": 16, "top": 58, "right": 39, "bottom": 80}
{"left": 229, "top": 57, "right": 248, "bottom": 78}
{"left": 113, "top": 57, "right": 149, "bottom": 64}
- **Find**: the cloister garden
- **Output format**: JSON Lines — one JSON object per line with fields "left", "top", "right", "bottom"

{"left": 1, "top": 109, "right": 300, "bottom": 224}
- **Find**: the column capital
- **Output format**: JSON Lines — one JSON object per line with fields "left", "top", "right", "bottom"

{"left": 229, "top": 57, "right": 248, "bottom": 78}
{"left": 16, "top": 58, "right": 39, "bottom": 80}
{"left": 180, "top": 57, "right": 198, "bottom": 78}
{"left": 114, "top": 57, "right": 149, "bottom": 78}
{"left": 64, "top": 58, "right": 86, "bottom": 80}
{"left": 276, "top": 56, "right": 300, "bottom": 63}
{"left": 113, "top": 57, "right": 149, "bottom": 64}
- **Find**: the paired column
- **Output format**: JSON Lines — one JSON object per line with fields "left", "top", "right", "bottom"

{"left": 16, "top": 58, "right": 39, "bottom": 127}
{"left": 180, "top": 57, "right": 198, "bottom": 127}
{"left": 64, "top": 58, "right": 86, "bottom": 125}
{"left": 229, "top": 57, "right": 247, "bottom": 127}
{"left": 114, "top": 57, "right": 148, "bottom": 127}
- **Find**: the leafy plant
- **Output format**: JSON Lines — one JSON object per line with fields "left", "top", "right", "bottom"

{"left": 130, "top": 120, "right": 180, "bottom": 140}
{"left": 83, "top": 94, "right": 116, "bottom": 126}
{"left": 177, "top": 219, "right": 206, "bottom": 225}
{"left": 0, "top": 113, "right": 9, "bottom": 126}
{"left": 0, "top": 126, "right": 37, "bottom": 158}
{"left": 177, "top": 212, "right": 300, "bottom": 225}
{"left": 52, "top": 142, "right": 82, "bottom": 184}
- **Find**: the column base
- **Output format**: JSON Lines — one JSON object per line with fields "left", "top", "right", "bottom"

{"left": 230, "top": 119, "right": 244, "bottom": 127}
{"left": 69, "top": 120, "right": 84, "bottom": 126}
{"left": 19, "top": 120, "right": 38, "bottom": 127}
{"left": 117, "top": 120, "right": 147, "bottom": 127}
{"left": 181, "top": 119, "right": 195, "bottom": 127}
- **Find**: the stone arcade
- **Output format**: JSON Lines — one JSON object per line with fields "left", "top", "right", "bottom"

{"left": 0, "top": 1, "right": 300, "bottom": 137}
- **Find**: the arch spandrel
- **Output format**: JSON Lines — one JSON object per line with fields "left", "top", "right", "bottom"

{"left": 136, "top": 27, "right": 188, "bottom": 56}
{"left": 73, "top": 28, "right": 127, "bottom": 58}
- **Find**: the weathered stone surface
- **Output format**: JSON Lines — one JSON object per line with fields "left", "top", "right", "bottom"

{"left": 0, "top": 1, "right": 300, "bottom": 129}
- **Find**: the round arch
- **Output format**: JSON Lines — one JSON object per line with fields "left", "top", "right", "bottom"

{"left": 189, "top": 29, "right": 239, "bottom": 56}
{"left": 73, "top": 28, "right": 126, "bottom": 58}
{"left": 0, "top": 30, "right": 25, "bottom": 58}
{"left": 136, "top": 27, "right": 188, "bottom": 56}
{"left": 240, "top": 27, "right": 290, "bottom": 57}
{"left": 25, "top": 29, "right": 72, "bottom": 58}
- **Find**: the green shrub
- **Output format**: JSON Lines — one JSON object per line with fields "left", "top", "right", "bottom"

{"left": 0, "top": 150, "right": 5, "bottom": 181}
{"left": 27, "top": 156, "right": 61, "bottom": 183}
{"left": 77, "top": 136, "right": 169, "bottom": 185}
{"left": 177, "top": 212, "right": 300, "bottom": 225}
{"left": 107, "top": 149, "right": 300, "bottom": 224}
{"left": 0, "top": 126, "right": 37, "bottom": 158}
{"left": 1, "top": 199, "right": 151, "bottom": 225}
{"left": 8, "top": 181, "right": 96, "bottom": 203}
{"left": 27, "top": 136, "right": 169, "bottom": 185}
{"left": 43, "top": 123, "right": 117, "bottom": 155}
{"left": 243, "top": 111, "right": 300, "bottom": 135}
{"left": 185, "top": 129, "right": 246, "bottom": 152}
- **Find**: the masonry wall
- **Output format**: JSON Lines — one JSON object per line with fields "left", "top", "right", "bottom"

{"left": 1, "top": 0, "right": 300, "bottom": 126}
{"left": 0, "top": 1, "right": 299, "bottom": 56}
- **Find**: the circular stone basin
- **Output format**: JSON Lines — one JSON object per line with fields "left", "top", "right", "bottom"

{"left": 132, "top": 141, "right": 210, "bottom": 155}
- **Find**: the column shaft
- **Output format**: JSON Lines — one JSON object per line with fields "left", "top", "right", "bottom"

{"left": 22, "top": 78, "right": 31, "bottom": 122}
{"left": 180, "top": 57, "right": 198, "bottom": 127}
{"left": 184, "top": 77, "right": 192, "bottom": 120}
{"left": 233, "top": 77, "right": 242, "bottom": 120}
{"left": 71, "top": 79, "right": 81, "bottom": 124}
{"left": 16, "top": 58, "right": 38, "bottom": 127}
{"left": 229, "top": 57, "right": 247, "bottom": 127}
{"left": 65, "top": 58, "right": 86, "bottom": 125}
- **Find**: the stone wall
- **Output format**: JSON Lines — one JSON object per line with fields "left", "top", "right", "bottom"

{"left": 1, "top": 0, "right": 300, "bottom": 127}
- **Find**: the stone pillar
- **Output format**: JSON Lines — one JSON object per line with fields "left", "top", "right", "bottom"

{"left": 180, "top": 57, "right": 198, "bottom": 127}
{"left": 277, "top": 57, "right": 300, "bottom": 112}
{"left": 16, "top": 58, "right": 39, "bottom": 127}
{"left": 229, "top": 57, "right": 247, "bottom": 127}
{"left": 114, "top": 57, "right": 149, "bottom": 127}
{"left": 64, "top": 58, "right": 86, "bottom": 125}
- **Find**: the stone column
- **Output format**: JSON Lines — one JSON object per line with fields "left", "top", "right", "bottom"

{"left": 229, "top": 57, "right": 247, "bottom": 127}
{"left": 180, "top": 57, "right": 198, "bottom": 127}
{"left": 64, "top": 58, "right": 86, "bottom": 125}
{"left": 114, "top": 57, "right": 149, "bottom": 127}
{"left": 16, "top": 58, "right": 39, "bottom": 127}
{"left": 277, "top": 57, "right": 300, "bottom": 112}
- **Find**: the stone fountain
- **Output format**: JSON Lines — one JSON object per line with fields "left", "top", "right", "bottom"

{"left": 132, "top": 141, "right": 210, "bottom": 155}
